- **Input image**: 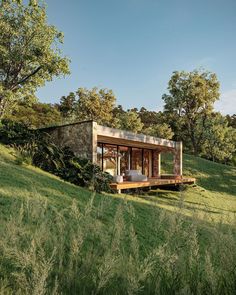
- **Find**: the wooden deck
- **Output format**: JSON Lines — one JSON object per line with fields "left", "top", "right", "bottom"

{"left": 110, "top": 177, "right": 196, "bottom": 192}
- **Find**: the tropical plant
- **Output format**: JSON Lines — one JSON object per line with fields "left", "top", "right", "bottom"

{"left": 0, "top": 119, "right": 113, "bottom": 192}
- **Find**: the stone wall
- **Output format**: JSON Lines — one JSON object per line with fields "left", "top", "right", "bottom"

{"left": 42, "top": 121, "right": 97, "bottom": 163}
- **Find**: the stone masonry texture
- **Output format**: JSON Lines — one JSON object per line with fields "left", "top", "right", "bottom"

{"left": 42, "top": 121, "right": 95, "bottom": 162}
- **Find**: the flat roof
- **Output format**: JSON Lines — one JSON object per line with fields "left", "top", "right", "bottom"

{"left": 97, "top": 125, "right": 178, "bottom": 150}
{"left": 39, "top": 120, "right": 180, "bottom": 150}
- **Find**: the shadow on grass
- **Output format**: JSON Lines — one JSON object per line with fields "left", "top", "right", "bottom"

{"left": 142, "top": 194, "right": 221, "bottom": 215}
{"left": 184, "top": 154, "right": 236, "bottom": 196}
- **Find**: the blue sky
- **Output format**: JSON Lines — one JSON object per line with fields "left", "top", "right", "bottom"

{"left": 37, "top": 0, "right": 236, "bottom": 114}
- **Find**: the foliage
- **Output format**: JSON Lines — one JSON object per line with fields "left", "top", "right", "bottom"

{"left": 0, "top": 0, "right": 70, "bottom": 118}
{"left": 0, "top": 119, "right": 33, "bottom": 145}
{"left": 0, "top": 120, "right": 112, "bottom": 192}
{"left": 33, "top": 145, "right": 113, "bottom": 193}
{"left": 58, "top": 87, "right": 116, "bottom": 126}
{"left": 13, "top": 143, "right": 34, "bottom": 165}
{"left": 112, "top": 104, "right": 126, "bottom": 118}
{"left": 226, "top": 114, "right": 236, "bottom": 129}
{"left": 144, "top": 123, "right": 174, "bottom": 139}
{"left": 5, "top": 101, "right": 62, "bottom": 128}
{"left": 201, "top": 113, "right": 236, "bottom": 163}
{"left": 138, "top": 107, "right": 163, "bottom": 128}
{"left": 58, "top": 92, "right": 77, "bottom": 119}
{"left": 115, "top": 110, "right": 144, "bottom": 133}
{"left": 75, "top": 87, "right": 116, "bottom": 125}
{"left": 163, "top": 70, "right": 220, "bottom": 154}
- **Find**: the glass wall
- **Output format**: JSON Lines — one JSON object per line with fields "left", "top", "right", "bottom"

{"left": 97, "top": 143, "right": 103, "bottom": 170}
{"left": 131, "top": 148, "right": 142, "bottom": 173}
{"left": 103, "top": 144, "right": 117, "bottom": 176}
{"left": 143, "top": 149, "right": 152, "bottom": 177}
{"left": 118, "top": 146, "right": 131, "bottom": 175}
{"left": 96, "top": 143, "right": 153, "bottom": 177}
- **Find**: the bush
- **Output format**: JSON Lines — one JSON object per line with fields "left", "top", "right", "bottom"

{"left": 14, "top": 144, "right": 33, "bottom": 166}
{"left": 0, "top": 120, "right": 113, "bottom": 193}
{"left": 34, "top": 145, "right": 113, "bottom": 193}
{"left": 0, "top": 119, "right": 34, "bottom": 145}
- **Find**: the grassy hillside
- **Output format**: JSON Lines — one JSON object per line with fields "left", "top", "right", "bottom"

{"left": 152, "top": 152, "right": 236, "bottom": 223}
{"left": 0, "top": 144, "right": 236, "bottom": 294}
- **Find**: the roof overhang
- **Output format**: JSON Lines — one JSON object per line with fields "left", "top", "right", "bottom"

{"left": 97, "top": 125, "right": 177, "bottom": 151}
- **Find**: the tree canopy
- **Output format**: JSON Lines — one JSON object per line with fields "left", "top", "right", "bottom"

{"left": 115, "top": 110, "right": 144, "bottom": 133}
{"left": 144, "top": 123, "right": 174, "bottom": 140}
{"left": 201, "top": 113, "right": 236, "bottom": 163}
{"left": 163, "top": 70, "right": 220, "bottom": 154}
{"left": 5, "top": 101, "right": 62, "bottom": 128}
{"left": 0, "top": 0, "right": 70, "bottom": 117}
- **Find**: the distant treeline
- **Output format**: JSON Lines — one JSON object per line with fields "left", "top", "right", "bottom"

{"left": 4, "top": 70, "right": 236, "bottom": 166}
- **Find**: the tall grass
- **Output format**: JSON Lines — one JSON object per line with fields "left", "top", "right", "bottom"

{"left": 0, "top": 194, "right": 235, "bottom": 295}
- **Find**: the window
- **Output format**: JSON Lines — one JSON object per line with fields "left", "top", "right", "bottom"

{"left": 118, "top": 146, "right": 131, "bottom": 175}
{"left": 131, "top": 148, "right": 142, "bottom": 173}
{"left": 97, "top": 143, "right": 103, "bottom": 170}
{"left": 103, "top": 144, "right": 117, "bottom": 176}
{"left": 96, "top": 143, "right": 154, "bottom": 178}
{"left": 143, "top": 149, "right": 152, "bottom": 177}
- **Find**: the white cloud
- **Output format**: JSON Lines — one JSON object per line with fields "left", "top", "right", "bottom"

{"left": 215, "top": 89, "right": 236, "bottom": 115}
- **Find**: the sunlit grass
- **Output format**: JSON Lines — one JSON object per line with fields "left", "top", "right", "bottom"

{"left": 0, "top": 143, "right": 236, "bottom": 294}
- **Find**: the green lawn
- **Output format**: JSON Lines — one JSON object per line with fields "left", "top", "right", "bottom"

{"left": 0, "top": 143, "right": 236, "bottom": 294}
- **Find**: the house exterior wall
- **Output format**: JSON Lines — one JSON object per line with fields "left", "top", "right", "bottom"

{"left": 40, "top": 121, "right": 182, "bottom": 177}
{"left": 42, "top": 121, "right": 97, "bottom": 163}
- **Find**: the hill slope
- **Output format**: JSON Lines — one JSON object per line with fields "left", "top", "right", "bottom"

{"left": 0, "top": 144, "right": 236, "bottom": 294}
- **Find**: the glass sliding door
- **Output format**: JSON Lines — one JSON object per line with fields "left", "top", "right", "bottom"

{"left": 118, "top": 146, "right": 131, "bottom": 175}
{"left": 97, "top": 143, "right": 103, "bottom": 170}
{"left": 103, "top": 144, "right": 117, "bottom": 176}
{"left": 131, "top": 148, "right": 142, "bottom": 173}
{"left": 143, "top": 149, "right": 152, "bottom": 177}
{"left": 96, "top": 142, "right": 153, "bottom": 178}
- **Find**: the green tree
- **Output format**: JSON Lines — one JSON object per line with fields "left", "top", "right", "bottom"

{"left": 0, "top": 0, "right": 70, "bottom": 118}
{"left": 144, "top": 123, "right": 174, "bottom": 140}
{"left": 163, "top": 70, "right": 220, "bottom": 154}
{"left": 112, "top": 104, "right": 125, "bottom": 118}
{"left": 201, "top": 113, "right": 236, "bottom": 163}
{"left": 116, "top": 111, "right": 144, "bottom": 133}
{"left": 75, "top": 87, "right": 116, "bottom": 126}
{"left": 138, "top": 107, "right": 162, "bottom": 128}
{"left": 226, "top": 114, "right": 236, "bottom": 129}
{"left": 6, "top": 101, "right": 62, "bottom": 128}
{"left": 59, "top": 92, "right": 77, "bottom": 119}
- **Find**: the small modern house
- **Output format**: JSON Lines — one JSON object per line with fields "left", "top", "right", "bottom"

{"left": 43, "top": 120, "right": 195, "bottom": 192}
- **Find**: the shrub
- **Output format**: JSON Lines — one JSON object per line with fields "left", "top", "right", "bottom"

{"left": 0, "top": 119, "right": 33, "bottom": 145}
{"left": 0, "top": 120, "right": 112, "bottom": 193}
{"left": 14, "top": 144, "right": 33, "bottom": 166}
{"left": 34, "top": 145, "right": 113, "bottom": 193}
